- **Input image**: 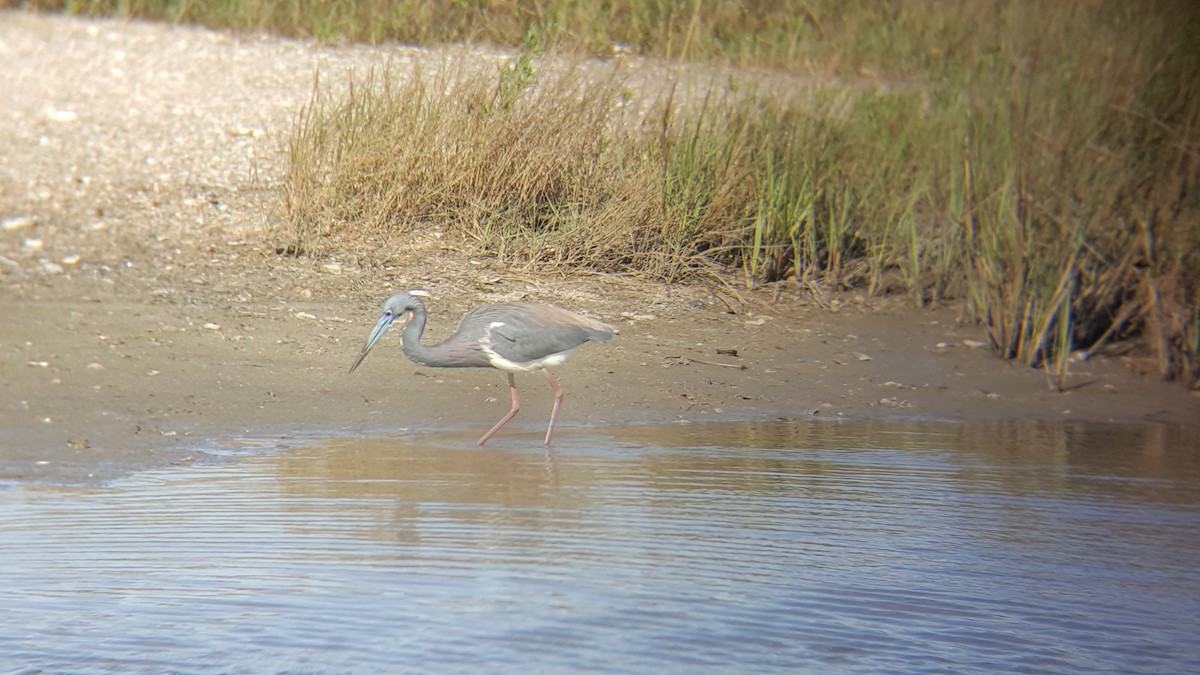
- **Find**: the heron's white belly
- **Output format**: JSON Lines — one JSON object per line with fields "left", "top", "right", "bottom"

{"left": 484, "top": 347, "right": 579, "bottom": 372}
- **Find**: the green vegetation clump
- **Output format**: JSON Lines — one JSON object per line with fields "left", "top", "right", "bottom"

{"left": 18, "top": 0, "right": 1200, "bottom": 387}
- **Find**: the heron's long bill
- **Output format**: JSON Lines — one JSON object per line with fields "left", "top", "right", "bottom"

{"left": 348, "top": 312, "right": 396, "bottom": 373}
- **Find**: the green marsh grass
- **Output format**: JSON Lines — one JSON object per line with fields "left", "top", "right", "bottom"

{"left": 280, "top": 3, "right": 1197, "bottom": 385}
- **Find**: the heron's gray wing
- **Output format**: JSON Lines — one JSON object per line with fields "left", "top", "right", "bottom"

{"left": 464, "top": 303, "right": 612, "bottom": 364}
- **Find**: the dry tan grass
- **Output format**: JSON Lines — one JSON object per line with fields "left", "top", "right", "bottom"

{"left": 280, "top": 55, "right": 771, "bottom": 282}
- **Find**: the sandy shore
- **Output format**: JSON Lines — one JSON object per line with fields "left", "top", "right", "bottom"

{"left": 2, "top": 12, "right": 1195, "bottom": 484}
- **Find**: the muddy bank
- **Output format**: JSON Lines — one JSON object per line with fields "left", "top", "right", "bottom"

{"left": 1, "top": 13, "right": 1195, "bottom": 483}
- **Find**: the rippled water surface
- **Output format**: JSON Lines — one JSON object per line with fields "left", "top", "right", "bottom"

{"left": 3, "top": 420, "right": 1199, "bottom": 673}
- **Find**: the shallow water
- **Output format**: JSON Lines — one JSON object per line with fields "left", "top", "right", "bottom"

{"left": 2, "top": 419, "right": 1199, "bottom": 673}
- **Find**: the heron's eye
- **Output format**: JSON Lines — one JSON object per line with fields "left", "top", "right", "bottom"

{"left": 384, "top": 311, "right": 392, "bottom": 317}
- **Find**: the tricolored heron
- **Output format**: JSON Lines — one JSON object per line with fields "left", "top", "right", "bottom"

{"left": 349, "top": 290, "right": 614, "bottom": 447}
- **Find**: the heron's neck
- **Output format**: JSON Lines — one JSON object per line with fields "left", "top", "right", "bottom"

{"left": 398, "top": 305, "right": 434, "bottom": 365}
{"left": 398, "top": 304, "right": 474, "bottom": 368}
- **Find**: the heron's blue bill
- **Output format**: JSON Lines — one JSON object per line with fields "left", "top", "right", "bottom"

{"left": 348, "top": 311, "right": 397, "bottom": 373}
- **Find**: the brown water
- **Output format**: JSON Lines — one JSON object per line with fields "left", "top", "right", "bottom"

{"left": 2, "top": 419, "right": 1199, "bottom": 673}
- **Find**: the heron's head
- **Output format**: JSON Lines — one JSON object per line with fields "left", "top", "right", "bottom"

{"left": 349, "top": 290, "right": 431, "bottom": 373}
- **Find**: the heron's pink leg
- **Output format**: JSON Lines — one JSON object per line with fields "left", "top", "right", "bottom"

{"left": 542, "top": 369, "right": 564, "bottom": 447}
{"left": 477, "top": 373, "right": 520, "bottom": 446}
